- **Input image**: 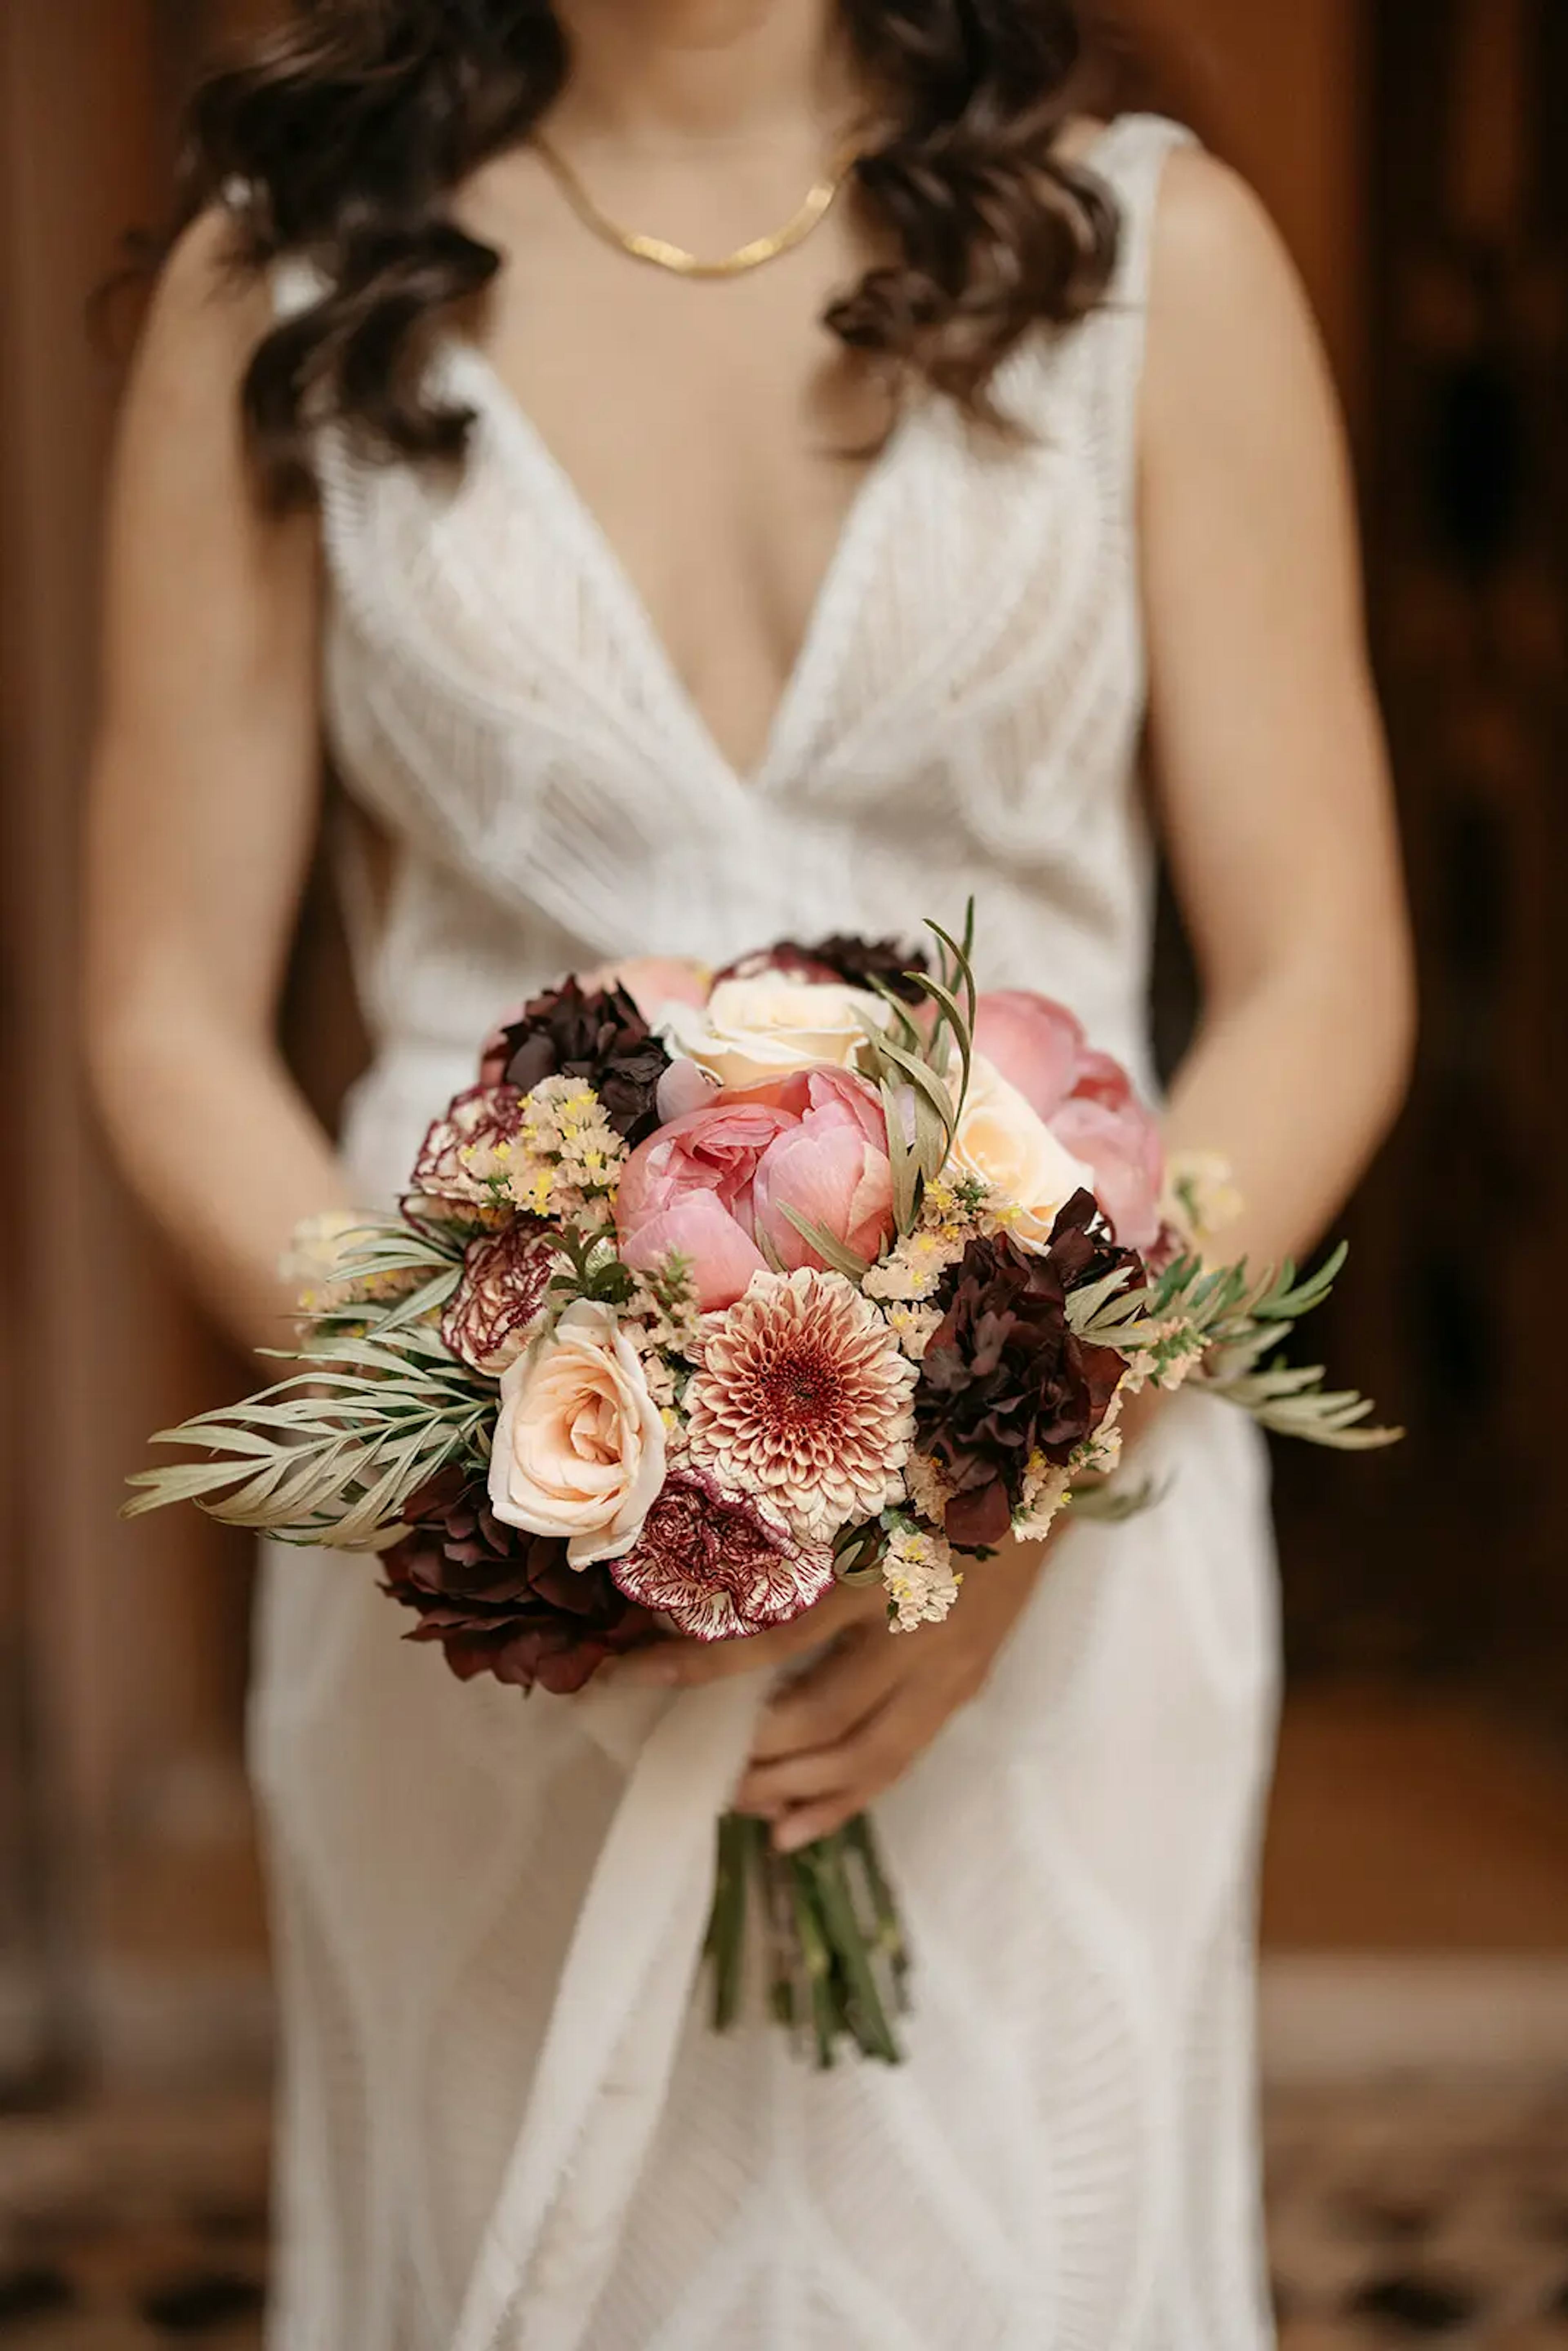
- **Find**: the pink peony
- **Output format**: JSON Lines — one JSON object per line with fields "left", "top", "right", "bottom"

{"left": 1049, "top": 1095, "right": 1167, "bottom": 1255}
{"left": 616, "top": 1068, "right": 895, "bottom": 1312}
{"left": 972, "top": 991, "right": 1085, "bottom": 1120}
{"left": 972, "top": 992, "right": 1166, "bottom": 1252}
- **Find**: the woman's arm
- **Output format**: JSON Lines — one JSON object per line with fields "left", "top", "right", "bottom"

{"left": 85, "top": 212, "right": 350, "bottom": 1361}
{"left": 630, "top": 154, "right": 1416, "bottom": 1854}
{"left": 1145, "top": 152, "right": 1415, "bottom": 1268}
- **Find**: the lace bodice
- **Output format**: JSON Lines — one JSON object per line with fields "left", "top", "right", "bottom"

{"left": 277, "top": 116, "right": 1192, "bottom": 1198}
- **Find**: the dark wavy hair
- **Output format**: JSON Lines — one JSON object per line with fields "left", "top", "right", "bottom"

{"left": 183, "top": 0, "right": 1124, "bottom": 507}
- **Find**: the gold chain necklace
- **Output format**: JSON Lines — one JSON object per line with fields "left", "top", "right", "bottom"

{"left": 533, "top": 136, "right": 854, "bottom": 281}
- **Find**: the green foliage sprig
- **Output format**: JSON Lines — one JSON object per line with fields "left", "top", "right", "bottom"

{"left": 546, "top": 1224, "right": 637, "bottom": 1311}
{"left": 859, "top": 902, "right": 980, "bottom": 1235}
{"left": 123, "top": 1213, "right": 492, "bottom": 1547}
{"left": 123, "top": 1324, "right": 493, "bottom": 1548}
{"left": 1068, "top": 1243, "right": 1402, "bottom": 1451}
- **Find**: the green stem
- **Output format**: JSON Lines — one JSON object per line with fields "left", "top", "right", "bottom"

{"left": 704, "top": 1812, "right": 752, "bottom": 2033}
{"left": 794, "top": 1860, "right": 847, "bottom": 2070}
{"left": 702, "top": 1809, "right": 911, "bottom": 2066}
{"left": 800, "top": 1835, "right": 902, "bottom": 2065}
{"left": 843, "top": 1812, "right": 912, "bottom": 2007}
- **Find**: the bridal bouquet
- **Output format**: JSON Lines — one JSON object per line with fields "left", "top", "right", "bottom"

{"left": 127, "top": 912, "right": 1395, "bottom": 2064}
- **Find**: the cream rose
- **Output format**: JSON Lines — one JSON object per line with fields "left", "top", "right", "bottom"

{"left": 488, "top": 1299, "right": 667, "bottom": 1567}
{"left": 949, "top": 1056, "right": 1097, "bottom": 1247}
{"left": 659, "top": 978, "right": 889, "bottom": 1091}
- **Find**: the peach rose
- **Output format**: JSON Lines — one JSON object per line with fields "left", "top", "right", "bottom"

{"left": 660, "top": 977, "right": 888, "bottom": 1091}
{"left": 949, "top": 1057, "right": 1096, "bottom": 1248}
{"left": 488, "top": 1300, "right": 667, "bottom": 1568}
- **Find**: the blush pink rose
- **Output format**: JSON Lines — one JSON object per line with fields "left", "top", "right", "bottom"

{"left": 616, "top": 1067, "right": 895, "bottom": 1311}
{"left": 973, "top": 991, "right": 1086, "bottom": 1120}
{"left": 1049, "top": 1094, "right": 1166, "bottom": 1251}
{"left": 973, "top": 991, "right": 1166, "bottom": 1251}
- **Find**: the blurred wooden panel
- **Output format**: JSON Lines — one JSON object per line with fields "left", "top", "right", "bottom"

{"left": 1281, "top": 0, "right": 1568, "bottom": 1703}
{"left": 0, "top": 0, "right": 266, "bottom": 2089}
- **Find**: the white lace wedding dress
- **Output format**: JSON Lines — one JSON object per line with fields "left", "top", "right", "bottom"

{"left": 249, "top": 114, "right": 1279, "bottom": 2350}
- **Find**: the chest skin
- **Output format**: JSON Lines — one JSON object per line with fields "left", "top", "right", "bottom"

{"left": 454, "top": 147, "right": 894, "bottom": 784}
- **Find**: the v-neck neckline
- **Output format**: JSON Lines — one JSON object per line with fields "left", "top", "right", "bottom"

{"left": 434, "top": 117, "right": 1135, "bottom": 798}
{"left": 439, "top": 332, "right": 922, "bottom": 800}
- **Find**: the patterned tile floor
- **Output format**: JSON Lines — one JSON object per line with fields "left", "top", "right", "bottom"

{"left": 1, "top": 2080, "right": 1567, "bottom": 2345}
{"left": 1271, "top": 2082, "right": 1568, "bottom": 2347}
{"left": 0, "top": 2097, "right": 267, "bottom": 2348}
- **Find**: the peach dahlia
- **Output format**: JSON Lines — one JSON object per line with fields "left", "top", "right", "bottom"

{"left": 687, "top": 1269, "right": 916, "bottom": 1541}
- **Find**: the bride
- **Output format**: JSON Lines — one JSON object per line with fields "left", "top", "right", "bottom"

{"left": 85, "top": 0, "right": 1412, "bottom": 2341}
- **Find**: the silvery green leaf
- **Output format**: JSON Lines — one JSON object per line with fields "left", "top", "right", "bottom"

{"left": 869, "top": 1036, "right": 956, "bottom": 1138}
{"left": 365, "top": 1265, "right": 462, "bottom": 1334}
{"left": 123, "top": 1460, "right": 285, "bottom": 1514}
{"left": 1065, "top": 1265, "right": 1147, "bottom": 1334}
{"left": 777, "top": 1208, "right": 873, "bottom": 1283}
{"left": 757, "top": 1225, "right": 790, "bottom": 1276}
{"left": 1256, "top": 1245, "right": 1348, "bottom": 1319}
{"left": 880, "top": 1079, "right": 922, "bottom": 1234}
{"left": 862, "top": 984, "right": 923, "bottom": 1055}
{"left": 835, "top": 1558, "right": 888, "bottom": 1588}
{"left": 1210, "top": 1359, "right": 1330, "bottom": 1404}
{"left": 123, "top": 1329, "right": 495, "bottom": 1543}
{"left": 864, "top": 1046, "right": 951, "bottom": 1184}
{"left": 1250, "top": 1397, "right": 1402, "bottom": 1449}
{"left": 918, "top": 921, "right": 979, "bottom": 1124}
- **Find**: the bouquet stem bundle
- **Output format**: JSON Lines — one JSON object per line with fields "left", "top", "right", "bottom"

{"left": 707, "top": 1813, "right": 909, "bottom": 2067}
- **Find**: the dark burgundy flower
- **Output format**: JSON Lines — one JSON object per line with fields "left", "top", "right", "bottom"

{"left": 383, "top": 1474, "right": 655, "bottom": 1695}
{"left": 487, "top": 980, "right": 670, "bottom": 1145}
{"left": 913, "top": 1193, "right": 1142, "bottom": 1551}
{"left": 440, "top": 1219, "right": 555, "bottom": 1374}
{"left": 717, "top": 934, "right": 931, "bottom": 1006}
{"left": 610, "top": 1467, "right": 835, "bottom": 1642}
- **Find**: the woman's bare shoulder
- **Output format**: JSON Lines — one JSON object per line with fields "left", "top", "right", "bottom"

{"left": 1142, "top": 147, "right": 1336, "bottom": 451}
{"left": 109, "top": 203, "right": 313, "bottom": 582}
{"left": 1150, "top": 148, "right": 1312, "bottom": 341}
{"left": 138, "top": 205, "right": 274, "bottom": 387}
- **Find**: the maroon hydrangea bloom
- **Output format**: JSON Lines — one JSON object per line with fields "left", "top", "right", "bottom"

{"left": 717, "top": 934, "right": 931, "bottom": 1006}
{"left": 610, "top": 1467, "right": 835, "bottom": 1643}
{"left": 383, "top": 1474, "right": 655, "bottom": 1696}
{"left": 914, "top": 1192, "right": 1142, "bottom": 1551}
{"left": 440, "top": 1219, "right": 555, "bottom": 1375}
{"left": 488, "top": 979, "right": 670, "bottom": 1146}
